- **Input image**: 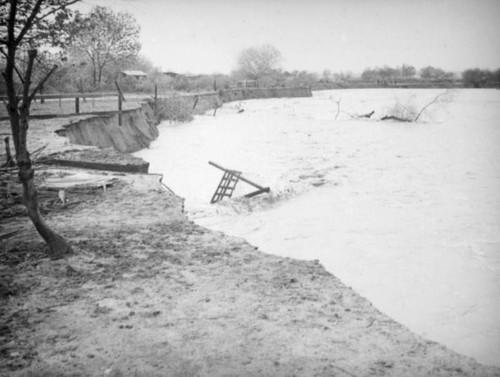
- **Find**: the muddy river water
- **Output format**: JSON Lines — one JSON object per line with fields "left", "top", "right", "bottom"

{"left": 136, "top": 89, "right": 500, "bottom": 366}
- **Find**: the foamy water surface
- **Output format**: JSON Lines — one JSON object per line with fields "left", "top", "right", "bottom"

{"left": 135, "top": 89, "right": 500, "bottom": 366}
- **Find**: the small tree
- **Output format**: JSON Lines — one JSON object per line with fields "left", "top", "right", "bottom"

{"left": 321, "top": 69, "right": 332, "bottom": 82}
{"left": 236, "top": 44, "right": 282, "bottom": 86}
{"left": 399, "top": 64, "right": 416, "bottom": 81}
{"left": 283, "top": 70, "right": 318, "bottom": 87}
{"left": 462, "top": 68, "right": 495, "bottom": 88}
{"left": 361, "top": 68, "right": 378, "bottom": 82}
{"left": 419, "top": 66, "right": 445, "bottom": 81}
{"left": 68, "top": 6, "right": 141, "bottom": 87}
{"left": 0, "top": 0, "right": 78, "bottom": 258}
{"left": 378, "top": 66, "right": 398, "bottom": 83}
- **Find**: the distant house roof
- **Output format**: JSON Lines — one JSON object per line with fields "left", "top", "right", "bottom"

{"left": 163, "top": 71, "right": 201, "bottom": 79}
{"left": 121, "top": 70, "right": 148, "bottom": 78}
{"left": 163, "top": 71, "right": 180, "bottom": 78}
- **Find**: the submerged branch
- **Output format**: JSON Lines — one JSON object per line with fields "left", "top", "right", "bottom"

{"left": 380, "top": 115, "right": 412, "bottom": 122}
{"left": 414, "top": 90, "right": 451, "bottom": 122}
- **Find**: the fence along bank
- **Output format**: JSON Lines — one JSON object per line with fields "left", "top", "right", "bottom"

{"left": 56, "top": 87, "right": 313, "bottom": 155}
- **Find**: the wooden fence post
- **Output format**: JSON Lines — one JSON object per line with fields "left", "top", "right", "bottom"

{"left": 115, "top": 81, "right": 125, "bottom": 126}
{"left": 154, "top": 84, "right": 158, "bottom": 117}
{"left": 40, "top": 85, "right": 45, "bottom": 104}
{"left": 118, "top": 94, "right": 122, "bottom": 126}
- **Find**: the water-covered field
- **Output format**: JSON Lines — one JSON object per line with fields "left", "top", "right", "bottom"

{"left": 135, "top": 89, "right": 500, "bottom": 366}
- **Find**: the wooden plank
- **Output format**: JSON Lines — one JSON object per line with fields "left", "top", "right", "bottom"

{"left": 244, "top": 187, "right": 271, "bottom": 198}
{"left": 209, "top": 161, "right": 265, "bottom": 190}
{"left": 209, "top": 161, "right": 270, "bottom": 203}
{"left": 208, "top": 161, "right": 241, "bottom": 174}
{"left": 118, "top": 94, "right": 123, "bottom": 126}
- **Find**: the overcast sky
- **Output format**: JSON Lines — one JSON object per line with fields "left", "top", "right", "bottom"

{"left": 78, "top": 0, "right": 500, "bottom": 75}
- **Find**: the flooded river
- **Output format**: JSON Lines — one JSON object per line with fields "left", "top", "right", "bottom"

{"left": 135, "top": 89, "right": 500, "bottom": 366}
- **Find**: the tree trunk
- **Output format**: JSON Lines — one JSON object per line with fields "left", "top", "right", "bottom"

{"left": 97, "top": 52, "right": 102, "bottom": 84}
{"left": 3, "top": 0, "right": 73, "bottom": 259}
{"left": 91, "top": 57, "right": 97, "bottom": 87}
{"left": 16, "top": 107, "right": 72, "bottom": 258}
{"left": 4, "top": 51, "right": 72, "bottom": 258}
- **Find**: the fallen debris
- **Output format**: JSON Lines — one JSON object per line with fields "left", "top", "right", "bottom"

{"left": 359, "top": 110, "right": 375, "bottom": 118}
{"left": 209, "top": 161, "right": 270, "bottom": 203}
{"left": 381, "top": 115, "right": 412, "bottom": 122}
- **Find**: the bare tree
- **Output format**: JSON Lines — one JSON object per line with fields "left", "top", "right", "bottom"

{"left": 381, "top": 90, "right": 454, "bottom": 122}
{"left": 0, "top": 0, "right": 79, "bottom": 258}
{"left": 68, "top": 6, "right": 141, "bottom": 87}
{"left": 419, "top": 66, "right": 446, "bottom": 81}
{"left": 236, "top": 44, "right": 282, "bottom": 85}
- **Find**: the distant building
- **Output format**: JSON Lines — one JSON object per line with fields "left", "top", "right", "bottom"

{"left": 120, "top": 70, "right": 148, "bottom": 79}
{"left": 237, "top": 80, "right": 258, "bottom": 88}
{"left": 163, "top": 72, "right": 201, "bottom": 79}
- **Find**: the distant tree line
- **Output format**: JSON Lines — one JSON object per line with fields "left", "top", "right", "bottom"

{"left": 360, "top": 65, "right": 457, "bottom": 84}
{"left": 2, "top": 9, "right": 499, "bottom": 96}
{"left": 461, "top": 68, "right": 500, "bottom": 88}
{"left": 357, "top": 65, "right": 499, "bottom": 88}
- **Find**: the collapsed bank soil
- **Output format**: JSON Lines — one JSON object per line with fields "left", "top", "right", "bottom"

{"left": 1, "top": 113, "right": 500, "bottom": 376}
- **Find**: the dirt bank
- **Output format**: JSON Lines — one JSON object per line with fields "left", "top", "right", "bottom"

{"left": 1, "top": 169, "right": 499, "bottom": 377}
{"left": 57, "top": 103, "right": 158, "bottom": 153}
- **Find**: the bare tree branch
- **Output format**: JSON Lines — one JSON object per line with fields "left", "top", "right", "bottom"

{"left": 32, "top": 0, "right": 80, "bottom": 24}
{"left": 15, "top": 0, "right": 44, "bottom": 46}
{"left": 22, "top": 49, "right": 36, "bottom": 104}
{"left": 12, "top": 60, "right": 25, "bottom": 85}
{"left": 414, "top": 90, "right": 450, "bottom": 122}
{"left": 13, "top": 0, "right": 80, "bottom": 47}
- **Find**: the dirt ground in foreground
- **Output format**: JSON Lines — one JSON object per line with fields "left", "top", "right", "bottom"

{"left": 1, "top": 167, "right": 500, "bottom": 377}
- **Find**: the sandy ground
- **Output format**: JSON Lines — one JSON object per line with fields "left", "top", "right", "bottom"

{"left": 1, "top": 118, "right": 500, "bottom": 377}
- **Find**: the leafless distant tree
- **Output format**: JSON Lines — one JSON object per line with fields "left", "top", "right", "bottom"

{"left": 68, "top": 5, "right": 141, "bottom": 87}
{"left": 236, "top": 44, "right": 282, "bottom": 85}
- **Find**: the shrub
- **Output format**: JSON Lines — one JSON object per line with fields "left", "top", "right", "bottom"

{"left": 154, "top": 95, "right": 193, "bottom": 122}
{"left": 383, "top": 90, "right": 454, "bottom": 122}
